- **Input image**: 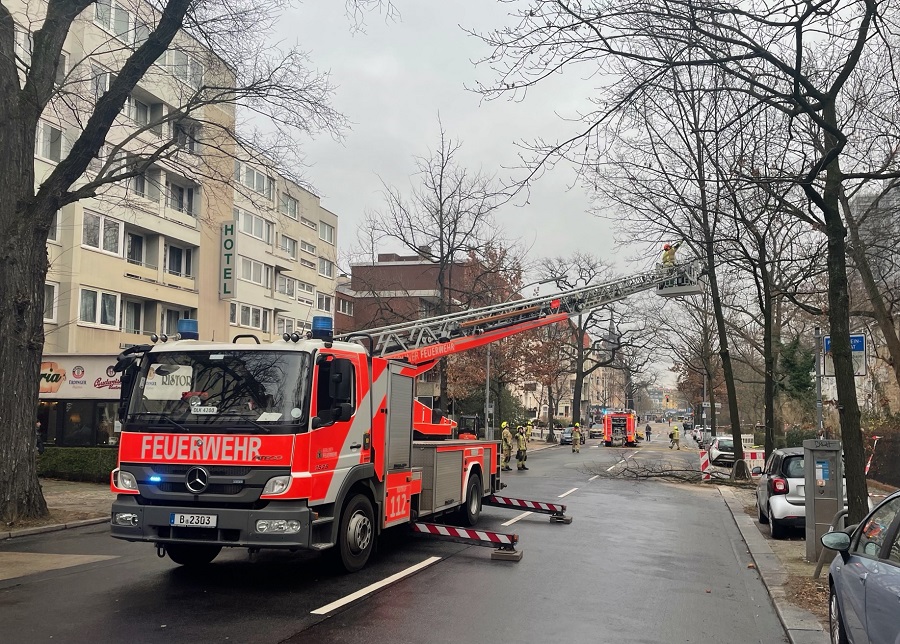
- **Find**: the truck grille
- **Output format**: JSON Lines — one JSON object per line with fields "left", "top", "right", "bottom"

{"left": 158, "top": 482, "right": 244, "bottom": 495}
{"left": 151, "top": 464, "right": 252, "bottom": 476}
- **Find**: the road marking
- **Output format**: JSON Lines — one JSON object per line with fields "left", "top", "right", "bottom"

{"left": 606, "top": 461, "right": 620, "bottom": 472}
{"left": 558, "top": 488, "right": 578, "bottom": 498}
{"left": 311, "top": 556, "right": 442, "bottom": 615}
{"left": 588, "top": 475, "right": 599, "bottom": 481}
{"left": 502, "top": 511, "right": 533, "bottom": 526}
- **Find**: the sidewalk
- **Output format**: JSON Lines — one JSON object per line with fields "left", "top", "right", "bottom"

{"left": 0, "top": 479, "right": 111, "bottom": 541}
{"left": 718, "top": 485, "right": 829, "bottom": 644}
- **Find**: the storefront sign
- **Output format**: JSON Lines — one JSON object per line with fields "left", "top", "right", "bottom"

{"left": 220, "top": 221, "right": 237, "bottom": 299}
{"left": 39, "top": 355, "right": 121, "bottom": 399}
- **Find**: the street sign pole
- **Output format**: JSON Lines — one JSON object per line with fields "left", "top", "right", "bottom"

{"left": 815, "top": 326, "right": 823, "bottom": 438}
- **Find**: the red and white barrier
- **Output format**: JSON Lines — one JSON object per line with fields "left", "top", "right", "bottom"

{"left": 411, "top": 522, "right": 518, "bottom": 547}
{"left": 744, "top": 450, "right": 765, "bottom": 476}
{"left": 699, "top": 450, "right": 711, "bottom": 480}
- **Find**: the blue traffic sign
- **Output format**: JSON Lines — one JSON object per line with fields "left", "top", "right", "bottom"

{"left": 823, "top": 334, "right": 865, "bottom": 352}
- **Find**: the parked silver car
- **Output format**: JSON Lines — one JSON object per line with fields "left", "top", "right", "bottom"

{"left": 754, "top": 447, "right": 809, "bottom": 538}
{"left": 707, "top": 437, "right": 735, "bottom": 466}
{"left": 821, "top": 490, "right": 900, "bottom": 644}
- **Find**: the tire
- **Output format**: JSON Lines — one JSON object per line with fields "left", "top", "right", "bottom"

{"left": 829, "top": 584, "right": 849, "bottom": 644}
{"left": 460, "top": 474, "right": 483, "bottom": 527}
{"left": 768, "top": 503, "right": 786, "bottom": 539}
{"left": 604, "top": 441, "right": 612, "bottom": 447}
{"left": 335, "top": 493, "right": 375, "bottom": 573}
{"left": 757, "top": 501, "right": 769, "bottom": 525}
{"left": 165, "top": 543, "right": 221, "bottom": 567}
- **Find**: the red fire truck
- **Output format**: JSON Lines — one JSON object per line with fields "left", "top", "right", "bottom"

{"left": 109, "top": 263, "right": 700, "bottom": 571}
{"left": 602, "top": 409, "right": 638, "bottom": 447}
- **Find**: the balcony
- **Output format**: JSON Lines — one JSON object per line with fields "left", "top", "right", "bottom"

{"left": 123, "top": 258, "right": 159, "bottom": 283}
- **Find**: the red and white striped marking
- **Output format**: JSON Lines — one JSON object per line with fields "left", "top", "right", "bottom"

{"left": 411, "top": 522, "right": 518, "bottom": 546}
{"left": 486, "top": 495, "right": 565, "bottom": 513}
{"left": 699, "top": 450, "right": 711, "bottom": 480}
{"left": 744, "top": 450, "right": 765, "bottom": 476}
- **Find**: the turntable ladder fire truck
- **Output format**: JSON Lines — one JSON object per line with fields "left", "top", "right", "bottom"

{"left": 109, "top": 262, "right": 702, "bottom": 571}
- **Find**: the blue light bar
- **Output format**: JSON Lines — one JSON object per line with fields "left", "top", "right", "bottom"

{"left": 177, "top": 318, "right": 199, "bottom": 340}
{"left": 311, "top": 316, "right": 333, "bottom": 341}
{"left": 149, "top": 475, "right": 162, "bottom": 483}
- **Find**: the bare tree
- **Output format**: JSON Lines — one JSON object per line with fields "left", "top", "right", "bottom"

{"left": 0, "top": 0, "right": 381, "bottom": 522}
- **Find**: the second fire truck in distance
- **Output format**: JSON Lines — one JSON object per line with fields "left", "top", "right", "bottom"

{"left": 602, "top": 409, "right": 638, "bottom": 447}
{"left": 109, "top": 263, "right": 701, "bottom": 572}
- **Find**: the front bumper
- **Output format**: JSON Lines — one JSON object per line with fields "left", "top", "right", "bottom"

{"left": 110, "top": 495, "right": 313, "bottom": 548}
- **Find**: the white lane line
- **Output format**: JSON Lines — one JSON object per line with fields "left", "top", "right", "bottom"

{"left": 502, "top": 511, "right": 533, "bottom": 526}
{"left": 588, "top": 474, "right": 599, "bottom": 481}
{"left": 311, "top": 556, "right": 442, "bottom": 615}
{"left": 606, "top": 460, "right": 621, "bottom": 472}
{"left": 558, "top": 488, "right": 578, "bottom": 498}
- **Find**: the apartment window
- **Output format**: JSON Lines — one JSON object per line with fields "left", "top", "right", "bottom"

{"left": 37, "top": 122, "right": 63, "bottom": 162}
{"left": 297, "top": 280, "right": 315, "bottom": 294}
{"left": 279, "top": 235, "right": 297, "bottom": 259}
{"left": 238, "top": 164, "right": 274, "bottom": 199}
{"left": 134, "top": 20, "right": 150, "bottom": 46}
{"left": 300, "top": 240, "right": 316, "bottom": 255}
{"left": 298, "top": 296, "right": 314, "bottom": 307}
{"left": 47, "top": 210, "right": 60, "bottom": 242}
{"left": 238, "top": 210, "right": 273, "bottom": 243}
{"left": 44, "top": 283, "right": 58, "bottom": 323}
{"left": 319, "top": 221, "right": 335, "bottom": 244}
{"left": 162, "top": 308, "right": 194, "bottom": 335}
{"left": 123, "top": 300, "right": 143, "bottom": 334}
{"left": 239, "top": 257, "right": 272, "bottom": 287}
{"left": 174, "top": 122, "right": 199, "bottom": 153}
{"left": 300, "top": 217, "right": 316, "bottom": 230}
{"left": 167, "top": 182, "right": 196, "bottom": 215}
{"left": 279, "top": 193, "right": 299, "bottom": 219}
{"left": 79, "top": 288, "right": 119, "bottom": 328}
{"left": 82, "top": 211, "right": 122, "bottom": 255}
{"left": 14, "top": 25, "right": 33, "bottom": 66}
{"left": 55, "top": 52, "right": 68, "bottom": 85}
{"left": 129, "top": 167, "right": 161, "bottom": 201}
{"left": 95, "top": 1, "right": 131, "bottom": 41}
{"left": 128, "top": 97, "right": 150, "bottom": 125}
{"left": 229, "top": 302, "right": 237, "bottom": 325}
{"left": 316, "top": 293, "right": 332, "bottom": 313}
{"left": 166, "top": 244, "right": 193, "bottom": 277}
{"left": 338, "top": 298, "right": 354, "bottom": 316}
{"left": 91, "top": 66, "right": 111, "bottom": 101}
{"left": 237, "top": 304, "right": 269, "bottom": 331}
{"left": 276, "top": 317, "right": 295, "bottom": 336}
{"left": 318, "top": 257, "right": 335, "bottom": 279}
{"left": 300, "top": 258, "right": 316, "bottom": 270}
{"left": 171, "top": 50, "right": 204, "bottom": 89}
{"left": 276, "top": 275, "right": 296, "bottom": 298}
{"left": 126, "top": 233, "right": 144, "bottom": 265}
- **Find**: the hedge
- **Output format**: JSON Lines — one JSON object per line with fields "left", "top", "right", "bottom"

{"left": 37, "top": 447, "right": 118, "bottom": 483}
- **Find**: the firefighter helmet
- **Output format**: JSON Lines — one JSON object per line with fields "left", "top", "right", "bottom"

{"left": 663, "top": 244, "right": 671, "bottom": 250}
{"left": 501, "top": 421, "right": 508, "bottom": 429}
{"left": 574, "top": 422, "right": 580, "bottom": 427}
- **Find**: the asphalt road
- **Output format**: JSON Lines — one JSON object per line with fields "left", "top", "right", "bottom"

{"left": 0, "top": 434, "right": 787, "bottom": 644}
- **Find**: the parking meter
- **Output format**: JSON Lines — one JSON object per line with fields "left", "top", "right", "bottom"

{"left": 803, "top": 439, "right": 844, "bottom": 562}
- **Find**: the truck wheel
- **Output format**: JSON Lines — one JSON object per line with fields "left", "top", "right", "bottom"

{"left": 336, "top": 493, "right": 375, "bottom": 573}
{"left": 460, "top": 475, "right": 483, "bottom": 527}
{"left": 165, "top": 543, "right": 221, "bottom": 567}
{"left": 604, "top": 441, "right": 612, "bottom": 447}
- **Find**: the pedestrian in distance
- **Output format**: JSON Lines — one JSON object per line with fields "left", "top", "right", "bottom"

{"left": 645, "top": 423, "right": 651, "bottom": 443}
{"left": 669, "top": 425, "right": 681, "bottom": 450}
{"left": 572, "top": 422, "right": 582, "bottom": 453}
{"left": 35, "top": 420, "right": 45, "bottom": 455}
{"left": 516, "top": 425, "right": 528, "bottom": 471}
{"left": 500, "top": 421, "right": 513, "bottom": 471}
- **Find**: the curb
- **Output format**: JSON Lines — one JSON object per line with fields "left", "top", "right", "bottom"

{"left": 717, "top": 486, "right": 828, "bottom": 644}
{"left": 0, "top": 516, "right": 108, "bottom": 542}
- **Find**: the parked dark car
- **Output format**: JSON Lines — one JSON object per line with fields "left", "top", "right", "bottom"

{"left": 821, "top": 490, "right": 900, "bottom": 644}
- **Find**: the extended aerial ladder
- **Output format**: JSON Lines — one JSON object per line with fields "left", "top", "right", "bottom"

{"left": 337, "top": 261, "right": 704, "bottom": 369}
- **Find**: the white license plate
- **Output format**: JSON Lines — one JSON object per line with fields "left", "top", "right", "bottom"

{"left": 170, "top": 513, "right": 217, "bottom": 528}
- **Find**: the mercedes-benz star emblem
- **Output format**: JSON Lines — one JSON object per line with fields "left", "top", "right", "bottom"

{"left": 185, "top": 466, "right": 209, "bottom": 494}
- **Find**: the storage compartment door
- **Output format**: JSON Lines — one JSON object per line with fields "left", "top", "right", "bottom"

{"left": 386, "top": 367, "right": 413, "bottom": 473}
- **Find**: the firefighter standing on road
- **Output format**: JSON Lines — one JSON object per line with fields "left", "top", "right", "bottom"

{"left": 572, "top": 422, "right": 582, "bottom": 453}
{"left": 516, "top": 425, "right": 529, "bottom": 471}
{"left": 500, "top": 421, "right": 513, "bottom": 471}
{"left": 669, "top": 424, "right": 681, "bottom": 450}
{"left": 525, "top": 420, "right": 533, "bottom": 443}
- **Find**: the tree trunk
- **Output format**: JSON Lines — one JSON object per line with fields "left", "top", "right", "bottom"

{"left": 0, "top": 117, "right": 51, "bottom": 522}
{"left": 812, "top": 120, "right": 867, "bottom": 523}
{"left": 762, "top": 272, "right": 776, "bottom": 459}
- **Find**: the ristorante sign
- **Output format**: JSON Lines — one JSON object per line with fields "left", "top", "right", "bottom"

{"left": 39, "top": 355, "right": 122, "bottom": 399}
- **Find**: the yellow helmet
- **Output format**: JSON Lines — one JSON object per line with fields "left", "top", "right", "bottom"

{"left": 574, "top": 422, "right": 580, "bottom": 427}
{"left": 501, "top": 421, "right": 508, "bottom": 429}
{"left": 527, "top": 420, "right": 533, "bottom": 426}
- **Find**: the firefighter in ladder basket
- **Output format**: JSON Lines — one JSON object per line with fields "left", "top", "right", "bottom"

{"left": 661, "top": 241, "right": 681, "bottom": 267}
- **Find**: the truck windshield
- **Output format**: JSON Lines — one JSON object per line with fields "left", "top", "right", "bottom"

{"left": 125, "top": 350, "right": 311, "bottom": 434}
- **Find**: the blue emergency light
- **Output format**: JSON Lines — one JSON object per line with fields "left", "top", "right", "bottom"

{"left": 177, "top": 318, "right": 199, "bottom": 340}
{"left": 311, "top": 316, "right": 333, "bottom": 341}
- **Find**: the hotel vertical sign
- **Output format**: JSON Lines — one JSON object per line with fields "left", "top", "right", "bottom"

{"left": 220, "top": 222, "right": 237, "bottom": 299}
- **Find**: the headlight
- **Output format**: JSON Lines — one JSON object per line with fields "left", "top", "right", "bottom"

{"left": 255, "top": 519, "right": 302, "bottom": 534}
{"left": 117, "top": 470, "right": 138, "bottom": 490}
{"left": 262, "top": 475, "right": 291, "bottom": 496}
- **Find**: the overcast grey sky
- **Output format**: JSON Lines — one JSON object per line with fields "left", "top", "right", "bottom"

{"left": 277, "top": 0, "right": 621, "bottom": 276}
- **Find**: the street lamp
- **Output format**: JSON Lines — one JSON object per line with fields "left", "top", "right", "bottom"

{"left": 814, "top": 325, "right": 823, "bottom": 438}
{"left": 485, "top": 276, "right": 561, "bottom": 438}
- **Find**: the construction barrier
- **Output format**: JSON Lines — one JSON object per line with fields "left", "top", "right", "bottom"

{"left": 410, "top": 522, "right": 523, "bottom": 561}
{"left": 483, "top": 495, "right": 571, "bottom": 523}
{"left": 699, "top": 450, "right": 711, "bottom": 481}
{"left": 744, "top": 450, "right": 765, "bottom": 476}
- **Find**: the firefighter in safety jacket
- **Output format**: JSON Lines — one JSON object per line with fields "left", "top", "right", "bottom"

{"left": 525, "top": 420, "right": 533, "bottom": 443}
{"left": 572, "top": 422, "right": 582, "bottom": 453}
{"left": 516, "top": 426, "right": 529, "bottom": 471}
{"left": 501, "top": 421, "right": 514, "bottom": 471}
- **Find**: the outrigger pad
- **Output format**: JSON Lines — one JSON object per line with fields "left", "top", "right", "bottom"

{"left": 550, "top": 514, "right": 573, "bottom": 524}
{"left": 491, "top": 548, "right": 524, "bottom": 561}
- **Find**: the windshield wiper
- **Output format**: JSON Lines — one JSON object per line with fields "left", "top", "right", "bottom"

{"left": 129, "top": 413, "right": 190, "bottom": 433}
{"left": 218, "top": 412, "right": 271, "bottom": 434}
